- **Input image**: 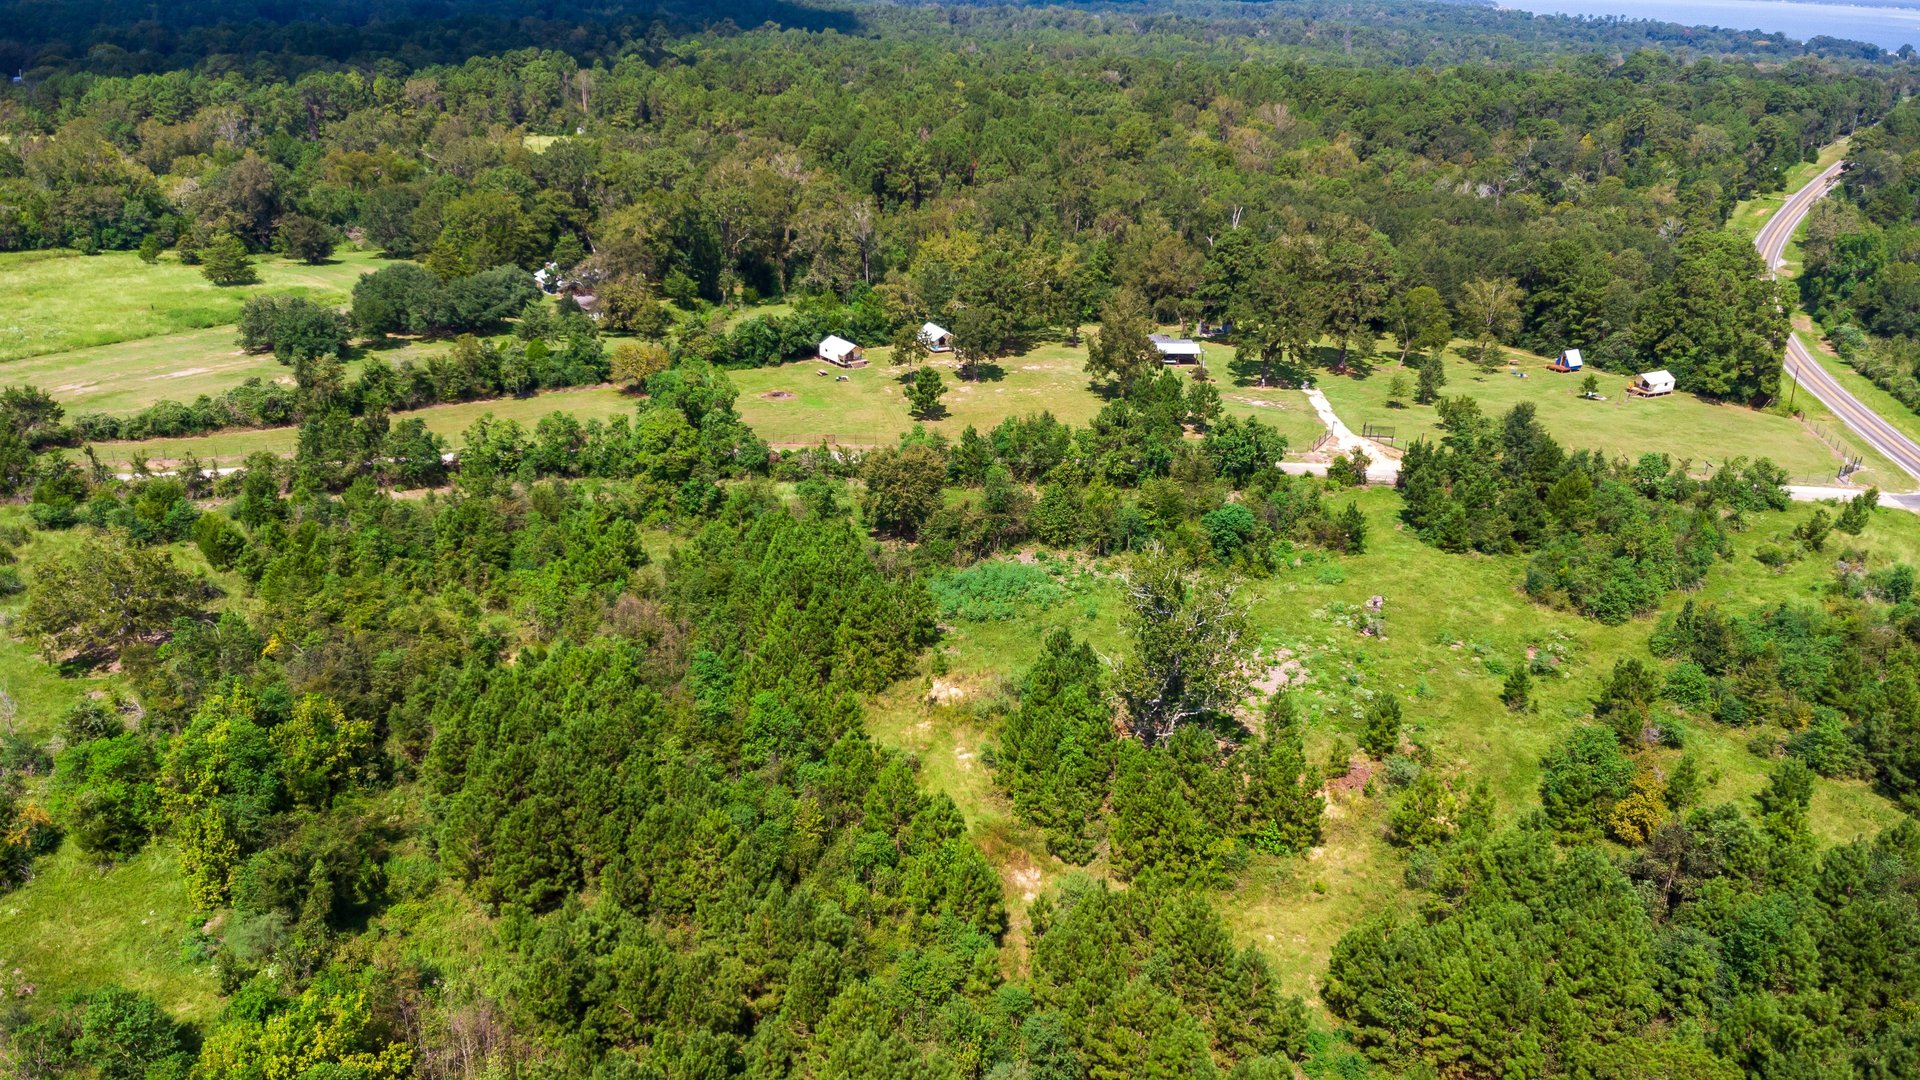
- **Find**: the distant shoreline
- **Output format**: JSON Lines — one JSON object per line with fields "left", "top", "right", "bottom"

{"left": 1499, "top": 0, "right": 1920, "bottom": 9}
{"left": 1497, "top": 0, "right": 1920, "bottom": 52}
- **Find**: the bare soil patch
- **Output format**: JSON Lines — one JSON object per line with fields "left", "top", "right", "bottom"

{"left": 1325, "top": 756, "right": 1377, "bottom": 796}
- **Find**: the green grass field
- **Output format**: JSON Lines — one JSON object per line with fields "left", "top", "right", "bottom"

{"left": 729, "top": 339, "right": 1326, "bottom": 450}
{"left": 77, "top": 384, "right": 637, "bottom": 470}
{"left": 0, "top": 248, "right": 386, "bottom": 365}
{"left": 12, "top": 326, "right": 299, "bottom": 415}
{"left": 866, "top": 486, "right": 1915, "bottom": 1005}
{"left": 0, "top": 842, "right": 222, "bottom": 1024}
{"left": 1312, "top": 344, "right": 1902, "bottom": 487}
{"left": 16, "top": 331, "right": 494, "bottom": 418}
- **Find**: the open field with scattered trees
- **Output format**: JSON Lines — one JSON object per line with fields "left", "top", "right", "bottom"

{"left": 1315, "top": 344, "right": 1904, "bottom": 487}
{"left": 2, "top": 1, "right": 1918, "bottom": 1077}
{"left": 0, "top": 249, "right": 386, "bottom": 363}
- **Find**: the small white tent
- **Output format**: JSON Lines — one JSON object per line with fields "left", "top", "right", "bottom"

{"left": 1558, "top": 348, "right": 1583, "bottom": 370}
{"left": 1630, "top": 369, "right": 1675, "bottom": 397}
{"left": 918, "top": 322, "right": 953, "bottom": 352}
{"left": 819, "top": 335, "right": 867, "bottom": 368}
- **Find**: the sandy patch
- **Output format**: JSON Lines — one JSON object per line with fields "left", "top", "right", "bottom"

{"left": 1008, "top": 862, "right": 1043, "bottom": 904}
{"left": 928, "top": 678, "right": 966, "bottom": 706}
{"left": 759, "top": 390, "right": 795, "bottom": 400}
{"left": 1250, "top": 647, "right": 1307, "bottom": 697}
{"left": 150, "top": 367, "right": 211, "bottom": 380}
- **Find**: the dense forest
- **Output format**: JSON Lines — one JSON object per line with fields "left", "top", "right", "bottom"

{"left": 2, "top": 2, "right": 1919, "bottom": 1079}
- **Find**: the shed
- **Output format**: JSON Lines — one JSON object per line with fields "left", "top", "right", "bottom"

{"left": 1549, "top": 348, "right": 1583, "bottom": 372}
{"left": 1628, "top": 369, "right": 1675, "bottom": 397}
{"left": 918, "top": 322, "right": 953, "bottom": 352}
{"left": 819, "top": 335, "right": 867, "bottom": 368}
{"left": 1150, "top": 333, "right": 1204, "bottom": 364}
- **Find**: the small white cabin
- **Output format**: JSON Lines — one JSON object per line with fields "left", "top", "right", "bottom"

{"left": 1150, "top": 334, "right": 1204, "bottom": 364}
{"left": 1629, "top": 369, "right": 1675, "bottom": 397}
{"left": 918, "top": 322, "right": 953, "bottom": 352}
{"left": 819, "top": 335, "right": 867, "bottom": 368}
{"left": 1557, "top": 349, "right": 1583, "bottom": 371}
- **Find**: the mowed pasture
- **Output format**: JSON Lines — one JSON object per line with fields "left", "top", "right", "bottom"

{"left": 729, "top": 340, "right": 1328, "bottom": 450}
{"left": 867, "top": 485, "right": 1916, "bottom": 1001}
{"left": 1313, "top": 344, "right": 1903, "bottom": 488}
{"left": 0, "top": 247, "right": 384, "bottom": 364}
{"left": 15, "top": 330, "right": 489, "bottom": 418}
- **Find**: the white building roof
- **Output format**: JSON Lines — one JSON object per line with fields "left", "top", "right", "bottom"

{"left": 819, "top": 335, "right": 860, "bottom": 361}
{"left": 919, "top": 322, "right": 950, "bottom": 342}
{"left": 1562, "top": 348, "right": 1582, "bottom": 367}
{"left": 1637, "top": 369, "right": 1675, "bottom": 391}
{"left": 1152, "top": 337, "right": 1203, "bottom": 358}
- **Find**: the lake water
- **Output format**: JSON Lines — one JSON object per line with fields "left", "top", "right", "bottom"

{"left": 1501, "top": 0, "right": 1920, "bottom": 51}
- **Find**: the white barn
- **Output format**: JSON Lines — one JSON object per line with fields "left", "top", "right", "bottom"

{"left": 918, "top": 322, "right": 953, "bottom": 352}
{"left": 819, "top": 335, "right": 867, "bottom": 368}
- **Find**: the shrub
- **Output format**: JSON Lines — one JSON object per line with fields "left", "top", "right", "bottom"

{"left": 1661, "top": 661, "right": 1715, "bottom": 712}
{"left": 1327, "top": 447, "right": 1371, "bottom": 487}
{"left": 237, "top": 295, "right": 350, "bottom": 363}
{"left": 929, "top": 561, "right": 1074, "bottom": 621}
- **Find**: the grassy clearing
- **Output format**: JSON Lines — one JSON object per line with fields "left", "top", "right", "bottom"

{"left": 0, "top": 841, "right": 222, "bottom": 1024}
{"left": 869, "top": 486, "right": 1914, "bottom": 999}
{"left": 77, "top": 385, "right": 637, "bottom": 470}
{"left": 729, "top": 338, "right": 1326, "bottom": 450}
{"left": 0, "top": 248, "right": 388, "bottom": 364}
{"left": 12, "top": 332, "right": 478, "bottom": 418}
{"left": 1313, "top": 345, "right": 1893, "bottom": 487}
{"left": 12, "top": 326, "right": 300, "bottom": 415}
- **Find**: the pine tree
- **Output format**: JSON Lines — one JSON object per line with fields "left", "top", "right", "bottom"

{"left": 1110, "top": 741, "right": 1223, "bottom": 884}
{"left": 1084, "top": 289, "right": 1160, "bottom": 394}
{"left": 198, "top": 232, "right": 257, "bottom": 286}
{"left": 1594, "top": 658, "right": 1655, "bottom": 745}
{"left": 1242, "top": 700, "right": 1323, "bottom": 856}
{"left": 905, "top": 365, "right": 947, "bottom": 419}
{"left": 1427, "top": 500, "right": 1471, "bottom": 553}
{"left": 1415, "top": 352, "right": 1447, "bottom": 404}
{"left": 1030, "top": 483, "right": 1084, "bottom": 547}
{"left": 1337, "top": 502, "right": 1368, "bottom": 554}
{"left": 950, "top": 425, "right": 993, "bottom": 484}
{"left": 1362, "top": 695, "right": 1403, "bottom": 758}
{"left": 997, "top": 630, "right": 1116, "bottom": 864}
{"left": 1503, "top": 664, "right": 1532, "bottom": 711}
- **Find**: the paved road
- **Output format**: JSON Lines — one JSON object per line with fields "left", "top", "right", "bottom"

{"left": 1756, "top": 160, "right": 1920, "bottom": 488}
